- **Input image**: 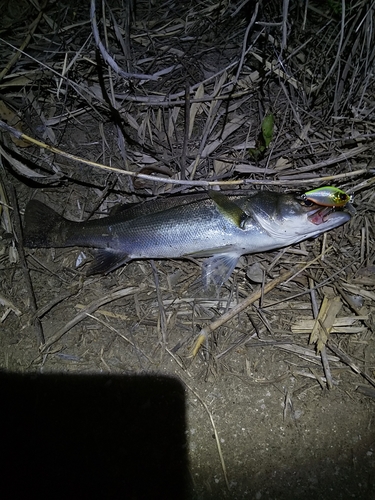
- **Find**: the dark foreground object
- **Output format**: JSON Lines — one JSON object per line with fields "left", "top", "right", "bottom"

{"left": 1, "top": 371, "right": 188, "bottom": 500}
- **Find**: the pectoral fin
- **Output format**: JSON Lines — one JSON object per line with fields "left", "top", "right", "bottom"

{"left": 208, "top": 190, "right": 247, "bottom": 228}
{"left": 201, "top": 252, "right": 240, "bottom": 288}
{"left": 87, "top": 249, "right": 130, "bottom": 275}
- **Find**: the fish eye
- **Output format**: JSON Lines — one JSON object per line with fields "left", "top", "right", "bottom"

{"left": 298, "top": 198, "right": 314, "bottom": 207}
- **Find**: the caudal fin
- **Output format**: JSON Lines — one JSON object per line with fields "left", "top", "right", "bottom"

{"left": 23, "top": 200, "right": 72, "bottom": 248}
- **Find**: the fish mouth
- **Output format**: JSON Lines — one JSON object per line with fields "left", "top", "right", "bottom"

{"left": 307, "top": 206, "right": 350, "bottom": 226}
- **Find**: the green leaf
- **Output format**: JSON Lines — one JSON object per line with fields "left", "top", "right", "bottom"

{"left": 261, "top": 114, "right": 274, "bottom": 148}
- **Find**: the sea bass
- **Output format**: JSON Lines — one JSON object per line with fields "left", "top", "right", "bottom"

{"left": 23, "top": 190, "right": 351, "bottom": 287}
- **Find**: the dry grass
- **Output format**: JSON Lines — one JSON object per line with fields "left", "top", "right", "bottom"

{"left": 1, "top": 0, "right": 374, "bottom": 401}
{"left": 1, "top": 1, "right": 375, "bottom": 495}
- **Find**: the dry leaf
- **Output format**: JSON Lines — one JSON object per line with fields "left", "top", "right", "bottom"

{"left": 0, "top": 101, "right": 30, "bottom": 147}
{"left": 246, "top": 262, "right": 264, "bottom": 283}
{"left": 309, "top": 296, "right": 342, "bottom": 353}
{"left": 168, "top": 106, "right": 180, "bottom": 140}
{"left": 189, "top": 83, "right": 205, "bottom": 139}
{"left": 0, "top": 144, "right": 46, "bottom": 178}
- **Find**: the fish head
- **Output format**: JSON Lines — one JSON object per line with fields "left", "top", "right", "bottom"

{"left": 246, "top": 192, "right": 351, "bottom": 244}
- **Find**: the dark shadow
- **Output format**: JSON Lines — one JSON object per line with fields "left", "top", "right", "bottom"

{"left": 0, "top": 371, "right": 189, "bottom": 500}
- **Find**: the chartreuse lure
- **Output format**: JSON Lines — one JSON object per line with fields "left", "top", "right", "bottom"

{"left": 302, "top": 186, "right": 350, "bottom": 207}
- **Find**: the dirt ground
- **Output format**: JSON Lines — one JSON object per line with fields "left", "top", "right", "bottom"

{"left": 1, "top": 1, "right": 375, "bottom": 499}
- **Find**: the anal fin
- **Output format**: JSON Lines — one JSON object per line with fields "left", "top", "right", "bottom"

{"left": 201, "top": 252, "right": 240, "bottom": 289}
{"left": 87, "top": 249, "right": 130, "bottom": 275}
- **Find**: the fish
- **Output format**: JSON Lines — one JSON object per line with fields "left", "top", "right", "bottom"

{"left": 23, "top": 190, "right": 351, "bottom": 287}
{"left": 301, "top": 186, "right": 350, "bottom": 207}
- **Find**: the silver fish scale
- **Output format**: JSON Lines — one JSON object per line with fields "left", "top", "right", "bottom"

{"left": 98, "top": 200, "right": 253, "bottom": 259}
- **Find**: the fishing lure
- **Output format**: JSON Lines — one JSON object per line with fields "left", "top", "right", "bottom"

{"left": 302, "top": 186, "right": 350, "bottom": 207}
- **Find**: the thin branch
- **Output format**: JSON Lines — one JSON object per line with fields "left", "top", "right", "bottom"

{"left": 0, "top": 119, "right": 369, "bottom": 188}
{"left": 90, "top": 0, "right": 158, "bottom": 81}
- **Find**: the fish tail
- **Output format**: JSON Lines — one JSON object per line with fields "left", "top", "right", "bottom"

{"left": 23, "top": 200, "right": 75, "bottom": 248}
